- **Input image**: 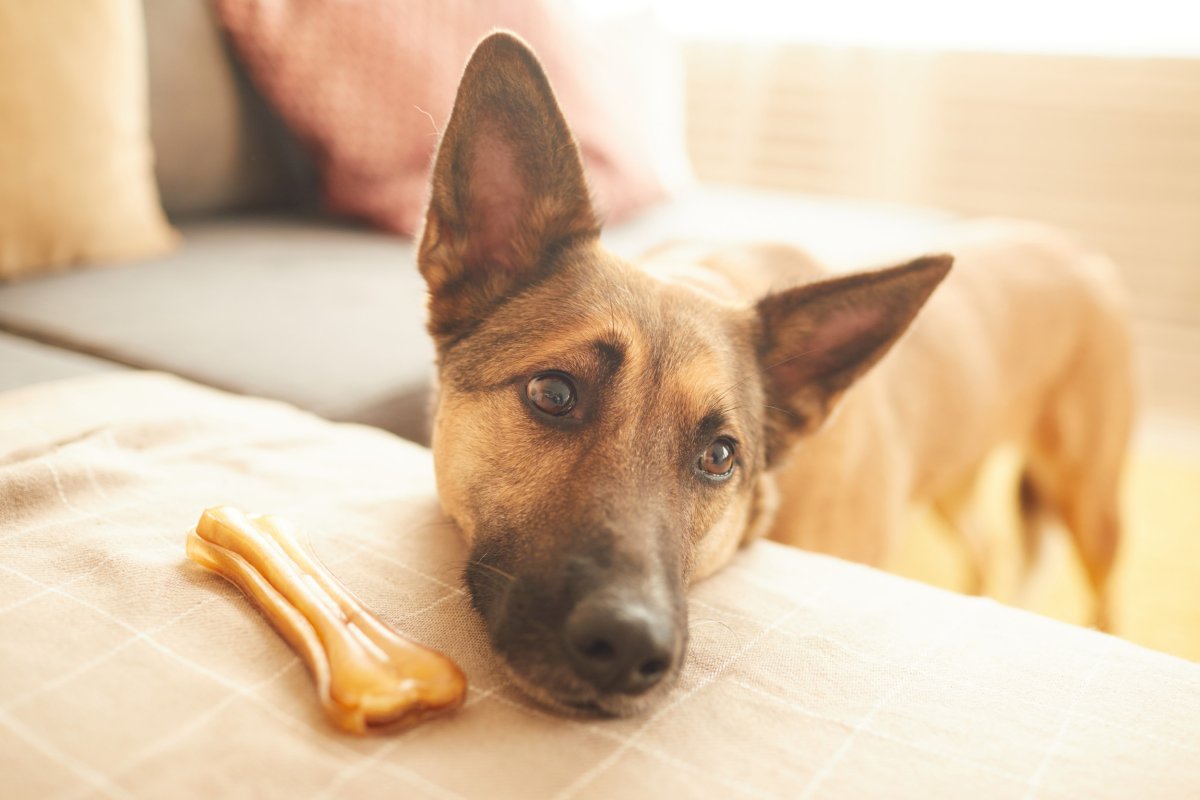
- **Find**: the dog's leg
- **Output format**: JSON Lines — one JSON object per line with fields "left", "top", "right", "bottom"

{"left": 1058, "top": 477, "right": 1123, "bottom": 632}
{"left": 932, "top": 469, "right": 990, "bottom": 595}
{"left": 1024, "top": 318, "right": 1133, "bottom": 632}
{"left": 1017, "top": 471, "right": 1047, "bottom": 574}
{"left": 1012, "top": 465, "right": 1057, "bottom": 612}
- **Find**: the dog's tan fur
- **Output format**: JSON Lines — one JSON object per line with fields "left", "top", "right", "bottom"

{"left": 416, "top": 32, "right": 1134, "bottom": 713}
{"left": 646, "top": 229, "right": 1134, "bottom": 616}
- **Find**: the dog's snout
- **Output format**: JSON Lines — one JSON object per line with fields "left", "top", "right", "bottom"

{"left": 564, "top": 596, "right": 676, "bottom": 695}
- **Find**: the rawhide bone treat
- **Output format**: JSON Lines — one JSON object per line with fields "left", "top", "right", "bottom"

{"left": 186, "top": 506, "right": 466, "bottom": 734}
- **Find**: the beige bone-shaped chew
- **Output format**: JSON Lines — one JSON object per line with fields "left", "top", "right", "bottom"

{"left": 186, "top": 506, "right": 466, "bottom": 734}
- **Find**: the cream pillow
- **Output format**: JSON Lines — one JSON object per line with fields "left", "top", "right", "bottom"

{"left": 0, "top": 0, "right": 176, "bottom": 279}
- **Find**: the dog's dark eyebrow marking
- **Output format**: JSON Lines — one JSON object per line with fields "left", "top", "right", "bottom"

{"left": 696, "top": 410, "right": 729, "bottom": 441}
{"left": 592, "top": 338, "right": 625, "bottom": 376}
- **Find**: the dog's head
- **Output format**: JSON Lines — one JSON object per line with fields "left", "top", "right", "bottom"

{"left": 418, "top": 33, "right": 950, "bottom": 715}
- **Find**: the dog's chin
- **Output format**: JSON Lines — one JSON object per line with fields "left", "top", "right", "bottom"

{"left": 496, "top": 659, "right": 676, "bottom": 719}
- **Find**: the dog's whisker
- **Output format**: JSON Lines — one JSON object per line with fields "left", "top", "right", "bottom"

{"left": 760, "top": 347, "right": 820, "bottom": 375}
{"left": 465, "top": 559, "right": 517, "bottom": 584}
{"left": 439, "top": 552, "right": 517, "bottom": 581}
{"left": 462, "top": 569, "right": 511, "bottom": 590}
{"left": 687, "top": 617, "right": 740, "bottom": 648}
{"left": 712, "top": 398, "right": 795, "bottom": 422}
{"left": 413, "top": 104, "right": 441, "bottom": 137}
{"left": 711, "top": 376, "right": 751, "bottom": 407}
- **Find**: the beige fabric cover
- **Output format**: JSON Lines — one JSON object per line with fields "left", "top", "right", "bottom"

{"left": 0, "top": 0, "right": 176, "bottom": 279}
{"left": 1, "top": 373, "right": 1196, "bottom": 799}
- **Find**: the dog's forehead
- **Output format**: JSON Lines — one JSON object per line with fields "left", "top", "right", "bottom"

{"left": 451, "top": 250, "right": 755, "bottom": 397}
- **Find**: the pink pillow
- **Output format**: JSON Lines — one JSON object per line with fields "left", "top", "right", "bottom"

{"left": 216, "top": 0, "right": 667, "bottom": 235}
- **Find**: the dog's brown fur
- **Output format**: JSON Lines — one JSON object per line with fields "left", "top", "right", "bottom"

{"left": 417, "top": 33, "right": 1134, "bottom": 714}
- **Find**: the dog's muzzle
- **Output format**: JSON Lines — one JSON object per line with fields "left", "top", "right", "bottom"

{"left": 465, "top": 528, "right": 687, "bottom": 714}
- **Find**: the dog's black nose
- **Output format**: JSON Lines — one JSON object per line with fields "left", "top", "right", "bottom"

{"left": 565, "top": 596, "right": 675, "bottom": 695}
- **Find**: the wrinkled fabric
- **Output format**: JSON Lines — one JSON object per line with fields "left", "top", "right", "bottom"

{"left": 1, "top": 373, "right": 1197, "bottom": 799}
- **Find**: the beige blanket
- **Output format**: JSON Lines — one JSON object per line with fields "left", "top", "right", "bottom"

{"left": 1, "top": 373, "right": 1196, "bottom": 799}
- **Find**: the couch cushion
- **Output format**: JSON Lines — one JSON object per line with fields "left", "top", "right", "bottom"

{"left": 0, "top": 332, "right": 125, "bottom": 393}
{"left": 0, "top": 0, "right": 177, "bottom": 279}
{"left": 0, "top": 217, "right": 432, "bottom": 442}
{"left": 215, "top": 0, "right": 668, "bottom": 235}
{"left": 1, "top": 372, "right": 1197, "bottom": 800}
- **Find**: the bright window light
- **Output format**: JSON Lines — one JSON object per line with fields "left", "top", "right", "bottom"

{"left": 579, "top": 0, "right": 1200, "bottom": 56}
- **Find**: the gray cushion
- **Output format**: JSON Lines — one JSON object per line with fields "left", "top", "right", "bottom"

{"left": 0, "top": 331, "right": 124, "bottom": 393}
{"left": 0, "top": 217, "right": 433, "bottom": 442}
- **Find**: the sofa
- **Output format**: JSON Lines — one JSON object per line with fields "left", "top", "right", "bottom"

{"left": 4, "top": 4, "right": 1199, "bottom": 799}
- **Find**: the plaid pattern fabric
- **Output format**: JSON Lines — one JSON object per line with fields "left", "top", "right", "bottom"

{"left": 1, "top": 373, "right": 1197, "bottom": 800}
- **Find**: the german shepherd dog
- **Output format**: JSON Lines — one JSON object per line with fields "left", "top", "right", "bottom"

{"left": 416, "top": 33, "right": 1134, "bottom": 715}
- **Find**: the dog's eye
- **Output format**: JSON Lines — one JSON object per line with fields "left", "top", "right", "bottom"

{"left": 527, "top": 373, "right": 577, "bottom": 417}
{"left": 698, "top": 438, "right": 736, "bottom": 478}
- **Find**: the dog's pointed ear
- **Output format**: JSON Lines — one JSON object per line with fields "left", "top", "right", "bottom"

{"left": 756, "top": 254, "right": 952, "bottom": 462}
{"left": 418, "top": 32, "right": 599, "bottom": 344}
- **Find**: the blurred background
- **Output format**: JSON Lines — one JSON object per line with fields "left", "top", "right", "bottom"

{"left": 1, "top": 0, "right": 1196, "bottom": 659}
{"left": 582, "top": 0, "right": 1200, "bottom": 423}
